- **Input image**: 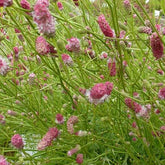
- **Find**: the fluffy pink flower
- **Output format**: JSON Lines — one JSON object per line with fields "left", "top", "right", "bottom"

{"left": 55, "top": 113, "right": 64, "bottom": 124}
{"left": 158, "top": 87, "right": 165, "bottom": 99}
{"left": 108, "top": 58, "right": 116, "bottom": 76}
{"left": 76, "top": 154, "right": 83, "bottom": 164}
{"left": 0, "top": 56, "right": 9, "bottom": 76}
{"left": 0, "top": 155, "right": 10, "bottom": 165}
{"left": 7, "top": 110, "right": 17, "bottom": 116}
{"left": 57, "top": 1, "right": 63, "bottom": 10}
{"left": 20, "top": 0, "right": 31, "bottom": 10}
{"left": 86, "top": 82, "right": 113, "bottom": 104}
{"left": 61, "top": 54, "right": 73, "bottom": 65}
{"left": 0, "top": 0, "right": 13, "bottom": 7}
{"left": 67, "top": 144, "right": 80, "bottom": 156}
{"left": 11, "top": 134, "right": 24, "bottom": 149}
{"left": 37, "top": 127, "right": 59, "bottom": 150}
{"left": 123, "top": 0, "right": 131, "bottom": 10}
{"left": 150, "top": 32, "right": 164, "bottom": 60}
{"left": 66, "top": 38, "right": 80, "bottom": 53}
{"left": 35, "top": 36, "right": 49, "bottom": 55}
{"left": 67, "top": 116, "right": 78, "bottom": 134}
{"left": 33, "top": 0, "right": 55, "bottom": 36}
{"left": 138, "top": 26, "right": 152, "bottom": 35}
{"left": 97, "top": 14, "right": 114, "bottom": 38}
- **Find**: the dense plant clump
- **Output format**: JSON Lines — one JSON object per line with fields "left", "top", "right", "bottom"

{"left": 0, "top": 0, "right": 165, "bottom": 164}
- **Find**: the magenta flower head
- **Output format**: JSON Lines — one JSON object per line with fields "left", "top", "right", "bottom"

{"left": 55, "top": 113, "right": 64, "bottom": 124}
{"left": 125, "top": 98, "right": 142, "bottom": 113}
{"left": 37, "top": 127, "right": 59, "bottom": 150}
{"left": 67, "top": 116, "right": 78, "bottom": 134}
{"left": 108, "top": 58, "right": 117, "bottom": 76}
{"left": 97, "top": 14, "right": 114, "bottom": 38}
{"left": 158, "top": 87, "right": 165, "bottom": 100}
{"left": 0, "top": 155, "right": 10, "bottom": 165}
{"left": 86, "top": 82, "right": 113, "bottom": 104}
{"left": 0, "top": 56, "right": 9, "bottom": 76}
{"left": 150, "top": 32, "right": 164, "bottom": 60}
{"left": 61, "top": 54, "right": 73, "bottom": 65}
{"left": 67, "top": 144, "right": 81, "bottom": 157}
{"left": 57, "top": 1, "right": 63, "bottom": 10}
{"left": 66, "top": 38, "right": 80, "bottom": 53}
{"left": 35, "top": 36, "right": 49, "bottom": 55}
{"left": 20, "top": 0, "right": 31, "bottom": 10}
{"left": 11, "top": 134, "right": 24, "bottom": 149}
{"left": 76, "top": 154, "right": 83, "bottom": 164}
{"left": 0, "top": 0, "right": 13, "bottom": 7}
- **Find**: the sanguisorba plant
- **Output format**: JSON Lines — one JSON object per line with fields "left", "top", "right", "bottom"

{"left": 0, "top": 0, "right": 165, "bottom": 164}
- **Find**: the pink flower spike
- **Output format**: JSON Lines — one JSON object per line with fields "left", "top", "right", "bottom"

{"left": 97, "top": 14, "right": 114, "bottom": 38}
{"left": 67, "top": 116, "right": 78, "bottom": 134}
{"left": 20, "top": 0, "right": 31, "bottom": 10}
{"left": 150, "top": 32, "right": 164, "bottom": 60}
{"left": 0, "top": 155, "right": 10, "bottom": 165}
{"left": 76, "top": 154, "right": 83, "bottom": 164}
{"left": 67, "top": 144, "right": 81, "bottom": 157}
{"left": 108, "top": 58, "right": 117, "bottom": 76}
{"left": 35, "top": 36, "right": 49, "bottom": 55}
{"left": 55, "top": 114, "right": 64, "bottom": 124}
{"left": 61, "top": 54, "right": 73, "bottom": 65}
{"left": 11, "top": 134, "right": 24, "bottom": 149}
{"left": 0, "top": 0, "right": 13, "bottom": 7}
{"left": 37, "top": 127, "right": 59, "bottom": 150}
{"left": 158, "top": 87, "right": 165, "bottom": 99}
{"left": 57, "top": 1, "right": 63, "bottom": 10}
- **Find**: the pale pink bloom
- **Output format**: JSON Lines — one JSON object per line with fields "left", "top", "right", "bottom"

{"left": 37, "top": 127, "right": 59, "bottom": 150}
{"left": 28, "top": 73, "right": 36, "bottom": 85}
{"left": 138, "top": 26, "right": 152, "bottom": 34}
{"left": 123, "top": 0, "right": 131, "bottom": 10}
{"left": 0, "top": 114, "right": 5, "bottom": 124}
{"left": 75, "top": 130, "right": 88, "bottom": 136}
{"left": 0, "top": 155, "right": 10, "bottom": 165}
{"left": 108, "top": 58, "right": 116, "bottom": 76}
{"left": 133, "top": 92, "right": 139, "bottom": 98}
{"left": 160, "top": 126, "right": 165, "bottom": 133}
{"left": 97, "top": 14, "right": 114, "bottom": 38}
{"left": 76, "top": 154, "right": 83, "bottom": 164}
{"left": 150, "top": 32, "right": 164, "bottom": 60}
{"left": 33, "top": 0, "right": 55, "bottom": 36}
{"left": 158, "top": 87, "right": 165, "bottom": 99}
{"left": 86, "top": 82, "right": 113, "bottom": 104}
{"left": 57, "top": 1, "right": 63, "bottom": 10}
{"left": 67, "top": 144, "right": 80, "bottom": 157}
{"left": 35, "top": 36, "right": 49, "bottom": 55}
{"left": 162, "top": 27, "right": 165, "bottom": 35}
{"left": 0, "top": 56, "right": 9, "bottom": 75}
{"left": 61, "top": 54, "right": 73, "bottom": 65}
{"left": 55, "top": 114, "right": 64, "bottom": 124}
{"left": 7, "top": 110, "right": 17, "bottom": 116}
{"left": 155, "top": 24, "right": 161, "bottom": 32}
{"left": 67, "top": 116, "right": 78, "bottom": 134}
{"left": 66, "top": 38, "right": 80, "bottom": 53}
{"left": 132, "top": 122, "right": 137, "bottom": 128}
{"left": 157, "top": 69, "right": 164, "bottom": 75}
{"left": 11, "top": 134, "right": 24, "bottom": 149}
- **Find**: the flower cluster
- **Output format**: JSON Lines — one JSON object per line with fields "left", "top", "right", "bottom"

{"left": 67, "top": 116, "right": 78, "bottom": 134}
{"left": 11, "top": 134, "right": 24, "bottom": 149}
{"left": 0, "top": 0, "right": 13, "bottom": 7}
{"left": 86, "top": 82, "right": 113, "bottom": 104}
{"left": 66, "top": 38, "right": 80, "bottom": 53}
{"left": 97, "top": 14, "right": 114, "bottom": 38}
{"left": 0, "top": 155, "right": 10, "bottom": 165}
{"left": 150, "top": 32, "right": 164, "bottom": 60}
{"left": 0, "top": 56, "right": 9, "bottom": 76}
{"left": 37, "top": 127, "right": 59, "bottom": 150}
{"left": 33, "top": 0, "right": 55, "bottom": 36}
